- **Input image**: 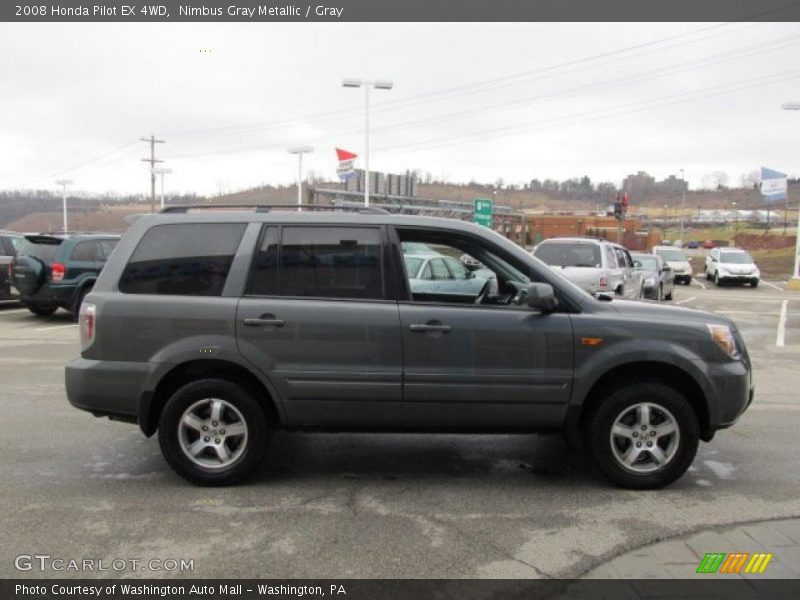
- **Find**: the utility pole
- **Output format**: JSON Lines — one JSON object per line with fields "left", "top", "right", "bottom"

{"left": 140, "top": 134, "right": 165, "bottom": 213}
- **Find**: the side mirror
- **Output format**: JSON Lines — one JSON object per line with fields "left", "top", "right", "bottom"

{"left": 662, "top": 265, "right": 672, "bottom": 272}
{"left": 633, "top": 260, "right": 642, "bottom": 269}
{"left": 523, "top": 282, "right": 558, "bottom": 312}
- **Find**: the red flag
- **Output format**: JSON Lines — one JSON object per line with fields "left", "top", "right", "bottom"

{"left": 336, "top": 148, "right": 358, "bottom": 161}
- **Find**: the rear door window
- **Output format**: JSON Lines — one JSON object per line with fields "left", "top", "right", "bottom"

{"left": 278, "top": 226, "right": 384, "bottom": 299}
{"left": 119, "top": 223, "right": 246, "bottom": 295}
{"left": 70, "top": 240, "right": 102, "bottom": 262}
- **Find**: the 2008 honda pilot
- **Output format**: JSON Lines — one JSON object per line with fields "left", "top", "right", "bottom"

{"left": 65, "top": 206, "right": 753, "bottom": 489}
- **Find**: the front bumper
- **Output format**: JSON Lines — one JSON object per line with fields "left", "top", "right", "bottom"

{"left": 65, "top": 357, "right": 154, "bottom": 422}
{"left": 718, "top": 275, "right": 758, "bottom": 283}
{"left": 704, "top": 357, "right": 753, "bottom": 434}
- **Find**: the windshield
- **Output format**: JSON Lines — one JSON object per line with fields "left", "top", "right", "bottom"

{"left": 633, "top": 255, "right": 658, "bottom": 269}
{"left": 534, "top": 242, "right": 601, "bottom": 268}
{"left": 720, "top": 252, "right": 754, "bottom": 264}
{"left": 17, "top": 239, "right": 61, "bottom": 262}
{"left": 655, "top": 248, "right": 686, "bottom": 261}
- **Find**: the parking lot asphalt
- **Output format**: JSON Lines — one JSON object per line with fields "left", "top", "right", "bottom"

{"left": 1, "top": 283, "right": 799, "bottom": 579}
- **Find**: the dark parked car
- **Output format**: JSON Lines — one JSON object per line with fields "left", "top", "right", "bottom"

{"left": 686, "top": 240, "right": 699, "bottom": 249}
{"left": 0, "top": 230, "right": 24, "bottom": 300}
{"left": 66, "top": 206, "right": 753, "bottom": 490}
{"left": 631, "top": 253, "right": 675, "bottom": 301}
{"left": 10, "top": 233, "right": 120, "bottom": 318}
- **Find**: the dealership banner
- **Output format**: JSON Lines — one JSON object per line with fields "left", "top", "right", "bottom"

{"left": 760, "top": 166, "right": 788, "bottom": 202}
{"left": 4, "top": 0, "right": 800, "bottom": 22}
{"left": 4, "top": 579, "right": 800, "bottom": 600}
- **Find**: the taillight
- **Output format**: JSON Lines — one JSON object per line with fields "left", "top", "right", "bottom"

{"left": 51, "top": 262, "right": 65, "bottom": 282}
{"left": 79, "top": 302, "right": 96, "bottom": 350}
{"left": 599, "top": 276, "right": 608, "bottom": 289}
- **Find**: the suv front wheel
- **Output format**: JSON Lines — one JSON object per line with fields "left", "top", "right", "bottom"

{"left": 584, "top": 382, "right": 699, "bottom": 489}
{"left": 158, "top": 379, "right": 270, "bottom": 485}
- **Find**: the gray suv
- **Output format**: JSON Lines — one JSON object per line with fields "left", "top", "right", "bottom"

{"left": 65, "top": 206, "right": 753, "bottom": 489}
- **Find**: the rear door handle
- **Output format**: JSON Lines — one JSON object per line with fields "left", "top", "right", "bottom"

{"left": 243, "top": 318, "right": 285, "bottom": 327}
{"left": 409, "top": 323, "right": 451, "bottom": 333}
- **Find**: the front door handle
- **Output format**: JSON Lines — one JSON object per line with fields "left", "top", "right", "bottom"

{"left": 409, "top": 323, "right": 451, "bottom": 333}
{"left": 243, "top": 317, "right": 285, "bottom": 327}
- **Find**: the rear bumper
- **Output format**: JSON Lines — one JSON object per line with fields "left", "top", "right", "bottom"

{"left": 65, "top": 357, "right": 154, "bottom": 422}
{"left": 20, "top": 283, "right": 78, "bottom": 309}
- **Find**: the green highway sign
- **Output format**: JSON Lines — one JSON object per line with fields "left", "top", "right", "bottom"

{"left": 473, "top": 197, "right": 493, "bottom": 228}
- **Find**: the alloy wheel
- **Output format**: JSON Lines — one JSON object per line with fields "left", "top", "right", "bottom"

{"left": 609, "top": 402, "right": 680, "bottom": 473}
{"left": 177, "top": 398, "right": 248, "bottom": 469}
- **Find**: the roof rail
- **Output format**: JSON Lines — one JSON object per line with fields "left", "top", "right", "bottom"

{"left": 160, "top": 204, "right": 390, "bottom": 215}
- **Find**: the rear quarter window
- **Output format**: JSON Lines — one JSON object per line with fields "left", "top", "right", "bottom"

{"left": 119, "top": 223, "right": 246, "bottom": 296}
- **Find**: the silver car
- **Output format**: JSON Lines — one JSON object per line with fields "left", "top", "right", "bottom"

{"left": 403, "top": 250, "right": 494, "bottom": 301}
{"left": 532, "top": 237, "right": 644, "bottom": 299}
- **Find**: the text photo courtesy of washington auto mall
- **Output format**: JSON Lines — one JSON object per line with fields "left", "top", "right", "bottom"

{"left": 2, "top": 2, "right": 800, "bottom": 599}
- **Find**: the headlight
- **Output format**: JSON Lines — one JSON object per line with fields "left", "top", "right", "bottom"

{"left": 707, "top": 323, "right": 738, "bottom": 358}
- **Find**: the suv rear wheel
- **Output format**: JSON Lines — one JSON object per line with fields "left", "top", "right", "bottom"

{"left": 584, "top": 382, "right": 699, "bottom": 489}
{"left": 158, "top": 379, "right": 270, "bottom": 485}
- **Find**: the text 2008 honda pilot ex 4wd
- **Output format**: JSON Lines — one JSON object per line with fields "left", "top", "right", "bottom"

{"left": 65, "top": 206, "right": 753, "bottom": 489}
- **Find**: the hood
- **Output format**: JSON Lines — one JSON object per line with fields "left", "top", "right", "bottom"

{"left": 603, "top": 297, "right": 733, "bottom": 327}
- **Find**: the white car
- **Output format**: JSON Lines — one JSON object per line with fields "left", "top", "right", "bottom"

{"left": 652, "top": 245, "right": 693, "bottom": 285}
{"left": 705, "top": 247, "right": 760, "bottom": 287}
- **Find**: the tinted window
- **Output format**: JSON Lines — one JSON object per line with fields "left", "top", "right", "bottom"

{"left": 119, "top": 223, "right": 246, "bottom": 295}
{"left": 534, "top": 242, "right": 601, "bottom": 268}
{"left": 275, "top": 226, "right": 383, "bottom": 299}
{"left": 248, "top": 226, "right": 280, "bottom": 295}
{"left": 70, "top": 240, "right": 102, "bottom": 262}
{"left": 17, "top": 239, "right": 61, "bottom": 263}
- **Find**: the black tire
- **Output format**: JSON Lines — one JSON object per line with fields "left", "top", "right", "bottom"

{"left": 664, "top": 289, "right": 673, "bottom": 301}
{"left": 583, "top": 382, "right": 699, "bottom": 489}
{"left": 72, "top": 286, "right": 92, "bottom": 322}
{"left": 705, "top": 269, "right": 711, "bottom": 281}
{"left": 27, "top": 304, "right": 57, "bottom": 316}
{"left": 158, "top": 378, "right": 270, "bottom": 486}
{"left": 750, "top": 279, "right": 759, "bottom": 288}
{"left": 685, "top": 276, "right": 692, "bottom": 286}
{"left": 657, "top": 284, "right": 663, "bottom": 302}
{"left": 713, "top": 272, "right": 721, "bottom": 286}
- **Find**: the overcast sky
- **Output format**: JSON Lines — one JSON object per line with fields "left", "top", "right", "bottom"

{"left": 1, "top": 22, "right": 799, "bottom": 196}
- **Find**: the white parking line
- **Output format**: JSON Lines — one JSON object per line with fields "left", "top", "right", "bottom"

{"left": 762, "top": 280, "right": 784, "bottom": 291}
{"left": 776, "top": 300, "right": 788, "bottom": 348}
{"left": 33, "top": 324, "right": 77, "bottom": 332}
{"left": 0, "top": 308, "right": 30, "bottom": 316}
{"left": 675, "top": 296, "right": 696, "bottom": 305}
{"left": 691, "top": 279, "right": 706, "bottom": 290}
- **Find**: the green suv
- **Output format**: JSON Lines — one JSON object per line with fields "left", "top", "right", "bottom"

{"left": 10, "top": 233, "right": 119, "bottom": 318}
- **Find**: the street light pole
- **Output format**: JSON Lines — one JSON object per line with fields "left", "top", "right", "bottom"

{"left": 288, "top": 146, "right": 314, "bottom": 211}
{"left": 343, "top": 79, "right": 394, "bottom": 207}
{"left": 55, "top": 179, "right": 72, "bottom": 233}
{"left": 151, "top": 168, "right": 172, "bottom": 210}
{"left": 782, "top": 102, "right": 800, "bottom": 287}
